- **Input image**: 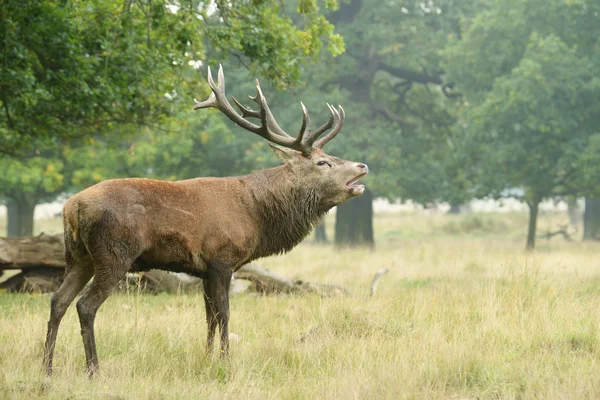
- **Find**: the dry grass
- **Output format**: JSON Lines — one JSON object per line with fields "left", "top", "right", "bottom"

{"left": 1, "top": 211, "right": 599, "bottom": 399}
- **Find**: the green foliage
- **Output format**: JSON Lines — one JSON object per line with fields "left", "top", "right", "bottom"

{"left": 65, "top": 111, "right": 262, "bottom": 190}
{"left": 0, "top": 0, "right": 344, "bottom": 156}
{"left": 0, "top": 1, "right": 201, "bottom": 155}
{"left": 204, "top": 0, "right": 344, "bottom": 90}
{"left": 444, "top": 0, "right": 600, "bottom": 101}
{"left": 0, "top": 157, "right": 65, "bottom": 208}
{"left": 2, "top": 158, "right": 63, "bottom": 196}
{"left": 445, "top": 0, "right": 600, "bottom": 203}
{"left": 441, "top": 0, "right": 600, "bottom": 247}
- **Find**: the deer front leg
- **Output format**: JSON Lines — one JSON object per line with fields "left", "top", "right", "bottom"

{"left": 202, "top": 264, "right": 232, "bottom": 355}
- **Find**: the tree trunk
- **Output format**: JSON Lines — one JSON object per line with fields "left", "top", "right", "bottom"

{"left": 583, "top": 198, "right": 600, "bottom": 241}
{"left": 5, "top": 199, "right": 19, "bottom": 237}
{"left": 447, "top": 203, "right": 462, "bottom": 215}
{"left": 526, "top": 198, "right": 540, "bottom": 250}
{"left": 6, "top": 197, "right": 36, "bottom": 237}
{"left": 314, "top": 223, "right": 328, "bottom": 243}
{"left": 334, "top": 189, "right": 374, "bottom": 247}
{"left": 566, "top": 196, "right": 581, "bottom": 229}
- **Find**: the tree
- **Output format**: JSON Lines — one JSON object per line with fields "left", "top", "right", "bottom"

{"left": 334, "top": 189, "right": 373, "bottom": 247}
{"left": 314, "top": 223, "right": 329, "bottom": 243}
{"left": 0, "top": 0, "right": 344, "bottom": 236}
{"left": 444, "top": 0, "right": 600, "bottom": 249}
{"left": 0, "top": 1, "right": 194, "bottom": 156}
{"left": 1, "top": 157, "right": 65, "bottom": 236}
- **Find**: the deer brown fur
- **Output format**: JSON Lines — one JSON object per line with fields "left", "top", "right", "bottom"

{"left": 43, "top": 66, "right": 368, "bottom": 376}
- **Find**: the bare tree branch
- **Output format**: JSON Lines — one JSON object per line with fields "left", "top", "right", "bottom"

{"left": 379, "top": 63, "right": 443, "bottom": 85}
{"left": 373, "top": 102, "right": 416, "bottom": 127}
{"left": 1, "top": 97, "right": 14, "bottom": 130}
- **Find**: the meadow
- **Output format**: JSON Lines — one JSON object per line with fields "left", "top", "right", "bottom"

{"left": 1, "top": 210, "right": 599, "bottom": 399}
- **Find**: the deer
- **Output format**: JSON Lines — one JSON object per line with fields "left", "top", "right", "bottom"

{"left": 43, "top": 66, "right": 368, "bottom": 377}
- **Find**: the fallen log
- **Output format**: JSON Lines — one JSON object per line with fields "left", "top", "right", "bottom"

{"left": 0, "top": 233, "right": 359, "bottom": 296}
{"left": 235, "top": 263, "right": 348, "bottom": 297}
{"left": 0, "top": 268, "right": 64, "bottom": 293}
{"left": 0, "top": 233, "right": 65, "bottom": 270}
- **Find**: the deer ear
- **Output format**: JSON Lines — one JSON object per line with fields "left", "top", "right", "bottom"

{"left": 269, "top": 144, "right": 300, "bottom": 164}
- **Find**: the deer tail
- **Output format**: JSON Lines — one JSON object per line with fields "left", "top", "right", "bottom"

{"left": 63, "top": 198, "right": 80, "bottom": 242}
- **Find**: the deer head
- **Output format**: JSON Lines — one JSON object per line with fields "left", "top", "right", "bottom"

{"left": 193, "top": 65, "right": 368, "bottom": 209}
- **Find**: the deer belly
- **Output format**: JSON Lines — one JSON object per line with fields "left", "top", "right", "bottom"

{"left": 136, "top": 234, "right": 205, "bottom": 273}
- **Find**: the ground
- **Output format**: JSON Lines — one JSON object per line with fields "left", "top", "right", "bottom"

{"left": 1, "top": 211, "right": 599, "bottom": 399}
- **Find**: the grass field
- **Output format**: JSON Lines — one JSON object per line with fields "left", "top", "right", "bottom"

{"left": 1, "top": 211, "right": 599, "bottom": 399}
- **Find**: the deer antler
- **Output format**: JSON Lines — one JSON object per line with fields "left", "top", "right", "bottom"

{"left": 193, "top": 65, "right": 344, "bottom": 155}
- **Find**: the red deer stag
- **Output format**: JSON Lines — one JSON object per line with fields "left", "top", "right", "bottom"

{"left": 43, "top": 66, "right": 368, "bottom": 376}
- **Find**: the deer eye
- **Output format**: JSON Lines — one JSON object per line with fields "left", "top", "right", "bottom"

{"left": 317, "top": 160, "right": 332, "bottom": 167}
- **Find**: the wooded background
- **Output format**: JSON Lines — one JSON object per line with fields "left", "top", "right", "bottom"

{"left": 1, "top": 0, "right": 599, "bottom": 250}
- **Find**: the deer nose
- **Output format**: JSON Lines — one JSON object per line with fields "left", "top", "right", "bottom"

{"left": 357, "top": 163, "right": 369, "bottom": 173}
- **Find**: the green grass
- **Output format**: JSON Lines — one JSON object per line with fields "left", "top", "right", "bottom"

{"left": 1, "top": 211, "right": 600, "bottom": 399}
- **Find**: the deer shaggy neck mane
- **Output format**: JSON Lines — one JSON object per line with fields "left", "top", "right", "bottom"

{"left": 246, "top": 166, "right": 327, "bottom": 258}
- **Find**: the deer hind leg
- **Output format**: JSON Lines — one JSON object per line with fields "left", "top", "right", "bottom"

{"left": 43, "top": 257, "right": 94, "bottom": 376}
{"left": 76, "top": 267, "right": 128, "bottom": 377}
{"left": 203, "top": 264, "right": 233, "bottom": 355}
{"left": 76, "top": 239, "right": 137, "bottom": 377}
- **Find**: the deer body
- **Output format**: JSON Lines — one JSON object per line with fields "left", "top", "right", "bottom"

{"left": 65, "top": 166, "right": 331, "bottom": 277}
{"left": 44, "top": 67, "right": 367, "bottom": 376}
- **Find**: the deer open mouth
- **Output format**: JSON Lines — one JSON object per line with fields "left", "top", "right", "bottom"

{"left": 346, "top": 173, "right": 367, "bottom": 190}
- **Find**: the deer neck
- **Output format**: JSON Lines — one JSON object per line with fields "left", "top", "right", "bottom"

{"left": 245, "top": 166, "right": 327, "bottom": 257}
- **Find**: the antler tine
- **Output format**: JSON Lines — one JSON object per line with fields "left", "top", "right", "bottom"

{"left": 252, "top": 80, "right": 292, "bottom": 139}
{"left": 295, "top": 102, "right": 311, "bottom": 145}
{"left": 305, "top": 103, "right": 336, "bottom": 145}
{"left": 232, "top": 96, "right": 260, "bottom": 119}
{"left": 193, "top": 66, "right": 220, "bottom": 110}
{"left": 193, "top": 93, "right": 215, "bottom": 110}
{"left": 217, "top": 64, "right": 225, "bottom": 91}
{"left": 207, "top": 66, "right": 219, "bottom": 92}
{"left": 314, "top": 106, "right": 345, "bottom": 149}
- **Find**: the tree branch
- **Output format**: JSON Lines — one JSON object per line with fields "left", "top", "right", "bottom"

{"left": 1, "top": 97, "right": 15, "bottom": 130}
{"left": 379, "top": 63, "right": 443, "bottom": 85}
{"left": 329, "top": 0, "right": 363, "bottom": 24}
{"left": 373, "top": 102, "right": 416, "bottom": 128}
{"left": 379, "top": 63, "right": 462, "bottom": 99}
{"left": 554, "top": 167, "right": 579, "bottom": 188}
{"left": 442, "top": 84, "right": 462, "bottom": 99}
{"left": 538, "top": 224, "right": 575, "bottom": 242}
